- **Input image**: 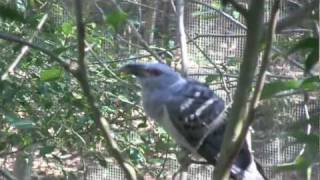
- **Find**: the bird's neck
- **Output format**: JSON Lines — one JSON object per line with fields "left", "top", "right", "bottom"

{"left": 141, "top": 79, "right": 186, "bottom": 120}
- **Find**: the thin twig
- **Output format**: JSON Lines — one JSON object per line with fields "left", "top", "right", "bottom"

{"left": 189, "top": 0, "right": 247, "bottom": 30}
{"left": 156, "top": 136, "right": 170, "bottom": 179}
{"left": 1, "top": 14, "right": 48, "bottom": 80}
{"left": 108, "top": 0, "right": 164, "bottom": 63}
{"left": 195, "top": 33, "right": 247, "bottom": 38}
{"left": 0, "top": 32, "right": 69, "bottom": 71}
{"left": 186, "top": 34, "right": 233, "bottom": 101}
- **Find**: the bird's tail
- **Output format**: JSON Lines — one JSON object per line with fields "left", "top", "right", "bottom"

{"left": 231, "top": 158, "right": 268, "bottom": 180}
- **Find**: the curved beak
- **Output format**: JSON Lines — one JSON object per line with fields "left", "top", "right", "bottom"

{"left": 119, "top": 64, "right": 147, "bottom": 77}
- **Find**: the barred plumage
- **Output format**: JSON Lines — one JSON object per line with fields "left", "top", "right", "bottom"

{"left": 120, "top": 63, "right": 267, "bottom": 180}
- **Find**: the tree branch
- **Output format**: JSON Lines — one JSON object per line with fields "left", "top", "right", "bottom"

{"left": 176, "top": 0, "right": 189, "bottom": 75}
{"left": 0, "top": 32, "right": 69, "bottom": 71}
{"left": 251, "top": 1, "right": 280, "bottom": 110}
{"left": 212, "top": 0, "right": 266, "bottom": 179}
{"left": 1, "top": 14, "right": 48, "bottom": 81}
{"left": 72, "top": 1, "right": 140, "bottom": 180}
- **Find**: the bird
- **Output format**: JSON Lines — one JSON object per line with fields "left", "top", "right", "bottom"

{"left": 120, "top": 63, "right": 267, "bottom": 180}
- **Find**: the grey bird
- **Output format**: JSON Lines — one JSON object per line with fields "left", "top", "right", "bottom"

{"left": 120, "top": 63, "right": 267, "bottom": 180}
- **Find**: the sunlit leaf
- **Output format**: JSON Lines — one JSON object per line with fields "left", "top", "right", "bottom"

{"left": 300, "top": 76, "right": 320, "bottom": 91}
{"left": 106, "top": 11, "right": 128, "bottom": 30}
{"left": 61, "top": 22, "right": 74, "bottom": 36}
{"left": 40, "top": 67, "right": 63, "bottom": 81}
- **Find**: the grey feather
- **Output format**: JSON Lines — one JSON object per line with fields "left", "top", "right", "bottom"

{"left": 121, "top": 63, "right": 267, "bottom": 180}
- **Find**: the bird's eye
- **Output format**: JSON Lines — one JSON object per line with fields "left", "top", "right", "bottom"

{"left": 146, "top": 69, "right": 162, "bottom": 76}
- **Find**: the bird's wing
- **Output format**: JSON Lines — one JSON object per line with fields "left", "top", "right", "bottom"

{"left": 164, "top": 79, "right": 226, "bottom": 151}
{"left": 163, "top": 80, "right": 266, "bottom": 180}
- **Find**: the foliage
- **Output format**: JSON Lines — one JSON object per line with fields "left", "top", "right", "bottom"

{"left": 0, "top": 1, "right": 175, "bottom": 178}
{"left": 0, "top": 0, "right": 318, "bottom": 179}
{"left": 261, "top": 33, "right": 319, "bottom": 178}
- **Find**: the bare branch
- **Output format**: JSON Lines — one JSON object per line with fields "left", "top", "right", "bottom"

{"left": 176, "top": 0, "right": 189, "bottom": 75}
{"left": 250, "top": 1, "right": 280, "bottom": 110}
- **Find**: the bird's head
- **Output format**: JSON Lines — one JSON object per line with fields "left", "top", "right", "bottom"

{"left": 120, "top": 63, "right": 183, "bottom": 91}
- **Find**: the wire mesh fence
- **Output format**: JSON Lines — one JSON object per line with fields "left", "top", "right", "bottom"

{"left": 0, "top": 0, "right": 318, "bottom": 179}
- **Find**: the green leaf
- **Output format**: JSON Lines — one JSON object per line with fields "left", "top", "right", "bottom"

{"left": 288, "top": 114, "right": 320, "bottom": 130}
{"left": 261, "top": 80, "right": 301, "bottom": 99}
{"left": 52, "top": 46, "right": 73, "bottom": 55}
{"left": 101, "top": 106, "right": 116, "bottom": 113}
{"left": 261, "top": 76, "right": 320, "bottom": 99}
{"left": 106, "top": 11, "right": 128, "bottom": 30}
{"left": 61, "top": 22, "right": 74, "bottom": 36}
{"left": 289, "top": 132, "right": 319, "bottom": 146}
{"left": 97, "top": 157, "right": 107, "bottom": 168}
{"left": 40, "top": 67, "right": 63, "bottom": 81}
{"left": 117, "top": 94, "right": 134, "bottom": 105}
{"left": 205, "top": 74, "right": 219, "bottom": 83}
{"left": 275, "top": 155, "right": 312, "bottom": 172}
{"left": 4, "top": 112, "right": 35, "bottom": 129}
{"left": 289, "top": 38, "right": 318, "bottom": 54}
{"left": 0, "top": 142, "right": 7, "bottom": 151}
{"left": 305, "top": 49, "right": 319, "bottom": 73}
{"left": 294, "top": 155, "right": 312, "bottom": 171}
{"left": 127, "top": 147, "right": 145, "bottom": 165}
{"left": 40, "top": 145, "right": 55, "bottom": 156}
{"left": 137, "top": 122, "right": 147, "bottom": 128}
{"left": 0, "top": 4, "right": 25, "bottom": 22}
{"left": 300, "top": 76, "right": 320, "bottom": 91}
{"left": 287, "top": 37, "right": 319, "bottom": 73}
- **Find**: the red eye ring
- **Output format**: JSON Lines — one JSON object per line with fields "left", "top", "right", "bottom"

{"left": 146, "top": 69, "right": 162, "bottom": 76}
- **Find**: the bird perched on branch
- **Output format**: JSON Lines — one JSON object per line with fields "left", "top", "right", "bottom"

{"left": 120, "top": 63, "right": 267, "bottom": 180}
